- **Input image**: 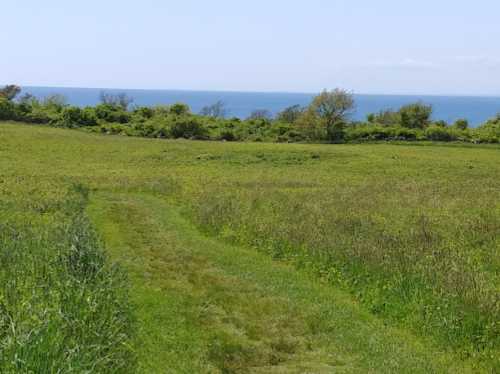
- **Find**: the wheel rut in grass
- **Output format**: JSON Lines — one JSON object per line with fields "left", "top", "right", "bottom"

{"left": 88, "top": 192, "right": 474, "bottom": 374}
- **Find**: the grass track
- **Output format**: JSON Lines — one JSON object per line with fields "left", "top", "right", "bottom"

{"left": 89, "top": 192, "right": 475, "bottom": 373}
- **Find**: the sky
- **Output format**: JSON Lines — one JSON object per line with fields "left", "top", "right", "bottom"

{"left": 2, "top": 0, "right": 500, "bottom": 95}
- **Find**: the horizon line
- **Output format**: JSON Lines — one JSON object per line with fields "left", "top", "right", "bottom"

{"left": 5, "top": 83, "right": 500, "bottom": 99}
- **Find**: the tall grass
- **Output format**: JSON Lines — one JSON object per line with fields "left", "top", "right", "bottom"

{"left": 189, "top": 181, "right": 499, "bottom": 364}
{"left": 0, "top": 186, "right": 135, "bottom": 373}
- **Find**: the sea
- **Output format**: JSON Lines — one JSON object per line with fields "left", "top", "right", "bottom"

{"left": 22, "top": 86, "right": 500, "bottom": 127}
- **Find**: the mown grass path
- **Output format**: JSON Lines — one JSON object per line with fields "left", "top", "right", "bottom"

{"left": 88, "top": 192, "right": 473, "bottom": 373}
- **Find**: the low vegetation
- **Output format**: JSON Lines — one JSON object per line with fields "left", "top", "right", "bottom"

{"left": 1, "top": 84, "right": 499, "bottom": 144}
{"left": 0, "top": 119, "right": 498, "bottom": 372}
{"left": 190, "top": 169, "right": 500, "bottom": 361}
{"left": 0, "top": 183, "right": 135, "bottom": 372}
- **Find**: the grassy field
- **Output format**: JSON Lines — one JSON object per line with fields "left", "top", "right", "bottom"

{"left": 0, "top": 122, "right": 498, "bottom": 372}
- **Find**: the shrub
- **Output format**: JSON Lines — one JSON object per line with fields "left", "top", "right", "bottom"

{"left": 270, "top": 122, "right": 293, "bottom": 137}
{"left": 200, "top": 101, "right": 227, "bottom": 118}
{"left": 474, "top": 132, "right": 499, "bottom": 144}
{"left": 169, "top": 103, "right": 191, "bottom": 116}
{"left": 344, "top": 125, "right": 424, "bottom": 142}
{"left": 473, "top": 117, "right": 500, "bottom": 143}
{"left": 0, "top": 85, "right": 21, "bottom": 101}
{"left": 42, "top": 94, "right": 67, "bottom": 112}
{"left": 394, "top": 126, "right": 420, "bottom": 140}
{"left": 99, "top": 123, "right": 133, "bottom": 136}
{"left": 453, "top": 118, "right": 469, "bottom": 130}
{"left": 2, "top": 82, "right": 497, "bottom": 146}
{"left": 133, "top": 106, "right": 155, "bottom": 121}
{"left": 214, "top": 121, "right": 240, "bottom": 141}
{"left": 399, "top": 102, "right": 433, "bottom": 129}
{"left": 276, "top": 105, "right": 304, "bottom": 124}
{"left": 58, "top": 107, "right": 98, "bottom": 128}
{"left": 95, "top": 104, "right": 130, "bottom": 123}
{"left": 133, "top": 117, "right": 169, "bottom": 138}
{"left": 326, "top": 121, "right": 346, "bottom": 142}
{"left": 287, "top": 129, "right": 305, "bottom": 142}
{"left": 425, "top": 125, "right": 457, "bottom": 141}
{"left": 295, "top": 108, "right": 326, "bottom": 141}
{"left": 367, "top": 109, "right": 401, "bottom": 126}
{"left": 24, "top": 108, "right": 53, "bottom": 124}
{"left": 99, "top": 92, "right": 134, "bottom": 110}
{"left": 247, "top": 109, "right": 273, "bottom": 121}
{"left": 169, "top": 117, "right": 208, "bottom": 139}
{"left": 345, "top": 125, "right": 390, "bottom": 141}
{"left": 0, "top": 98, "right": 16, "bottom": 120}
{"left": 218, "top": 129, "right": 237, "bottom": 141}
{"left": 433, "top": 120, "right": 448, "bottom": 128}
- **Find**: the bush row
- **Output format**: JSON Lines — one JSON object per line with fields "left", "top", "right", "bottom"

{"left": 1, "top": 86, "right": 499, "bottom": 144}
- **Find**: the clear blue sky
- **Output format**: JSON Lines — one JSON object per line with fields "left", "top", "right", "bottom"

{"left": 2, "top": 0, "right": 500, "bottom": 95}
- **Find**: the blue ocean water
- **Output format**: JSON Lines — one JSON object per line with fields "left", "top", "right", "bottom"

{"left": 23, "top": 86, "right": 500, "bottom": 126}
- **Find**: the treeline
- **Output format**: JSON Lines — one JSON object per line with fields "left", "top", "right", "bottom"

{"left": 1, "top": 84, "right": 499, "bottom": 143}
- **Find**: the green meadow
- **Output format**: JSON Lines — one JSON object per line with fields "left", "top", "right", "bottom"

{"left": 0, "top": 121, "right": 498, "bottom": 372}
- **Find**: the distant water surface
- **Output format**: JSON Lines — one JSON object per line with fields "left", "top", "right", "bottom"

{"left": 23, "top": 86, "right": 500, "bottom": 126}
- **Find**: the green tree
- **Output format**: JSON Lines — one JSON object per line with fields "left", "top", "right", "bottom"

{"left": 276, "top": 105, "right": 304, "bottom": 124}
{"left": 0, "top": 85, "right": 21, "bottom": 101}
{"left": 247, "top": 109, "right": 272, "bottom": 121}
{"left": 309, "top": 89, "right": 355, "bottom": 142}
{"left": 367, "top": 109, "right": 401, "bottom": 126}
{"left": 295, "top": 107, "right": 325, "bottom": 141}
{"left": 169, "top": 103, "right": 191, "bottom": 116}
{"left": 311, "top": 89, "right": 355, "bottom": 126}
{"left": 0, "top": 98, "right": 16, "bottom": 120}
{"left": 453, "top": 118, "right": 469, "bottom": 130}
{"left": 200, "top": 101, "right": 227, "bottom": 118}
{"left": 433, "top": 120, "right": 448, "bottom": 128}
{"left": 99, "top": 92, "right": 134, "bottom": 110}
{"left": 42, "top": 94, "right": 67, "bottom": 111}
{"left": 326, "top": 120, "right": 348, "bottom": 142}
{"left": 399, "top": 102, "right": 432, "bottom": 129}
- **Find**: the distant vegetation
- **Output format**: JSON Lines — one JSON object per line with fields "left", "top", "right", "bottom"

{"left": 1, "top": 84, "right": 499, "bottom": 143}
